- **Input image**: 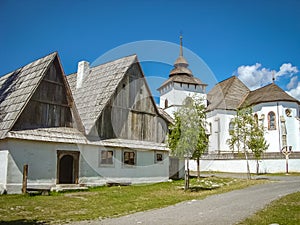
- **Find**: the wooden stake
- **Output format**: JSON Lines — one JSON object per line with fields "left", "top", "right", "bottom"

{"left": 22, "top": 164, "right": 28, "bottom": 194}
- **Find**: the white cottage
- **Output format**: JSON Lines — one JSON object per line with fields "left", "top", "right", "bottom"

{"left": 0, "top": 52, "right": 170, "bottom": 194}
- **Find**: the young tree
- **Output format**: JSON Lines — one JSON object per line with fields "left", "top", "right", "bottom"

{"left": 227, "top": 107, "right": 268, "bottom": 178}
{"left": 247, "top": 121, "right": 269, "bottom": 174}
{"left": 168, "top": 96, "right": 208, "bottom": 190}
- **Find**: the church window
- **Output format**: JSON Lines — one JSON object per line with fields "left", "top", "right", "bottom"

{"left": 229, "top": 121, "right": 234, "bottom": 135}
{"left": 164, "top": 99, "right": 168, "bottom": 108}
{"left": 254, "top": 114, "right": 258, "bottom": 124}
{"left": 268, "top": 111, "right": 276, "bottom": 130}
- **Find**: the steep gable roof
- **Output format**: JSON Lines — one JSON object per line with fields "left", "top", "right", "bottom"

{"left": 0, "top": 52, "right": 57, "bottom": 139}
{"left": 67, "top": 55, "right": 138, "bottom": 134}
{"left": 241, "top": 83, "right": 300, "bottom": 107}
{"left": 206, "top": 76, "right": 250, "bottom": 111}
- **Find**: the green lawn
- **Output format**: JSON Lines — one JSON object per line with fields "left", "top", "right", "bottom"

{"left": 0, "top": 177, "right": 263, "bottom": 224}
{"left": 238, "top": 191, "right": 300, "bottom": 225}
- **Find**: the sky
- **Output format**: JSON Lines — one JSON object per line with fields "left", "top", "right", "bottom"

{"left": 1, "top": 0, "right": 300, "bottom": 100}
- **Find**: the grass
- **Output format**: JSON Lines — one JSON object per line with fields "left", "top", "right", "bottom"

{"left": 238, "top": 191, "right": 300, "bottom": 225}
{"left": 0, "top": 177, "right": 264, "bottom": 224}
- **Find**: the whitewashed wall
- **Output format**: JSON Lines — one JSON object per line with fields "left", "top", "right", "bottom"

{"left": 206, "top": 110, "right": 236, "bottom": 153}
{"left": 189, "top": 159, "right": 300, "bottom": 173}
{"left": 160, "top": 82, "right": 206, "bottom": 118}
{"left": 79, "top": 144, "right": 169, "bottom": 186}
{"left": 1, "top": 139, "right": 169, "bottom": 194}
{"left": 0, "top": 150, "right": 8, "bottom": 194}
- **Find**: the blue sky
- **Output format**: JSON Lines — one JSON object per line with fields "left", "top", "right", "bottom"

{"left": 1, "top": 0, "right": 300, "bottom": 99}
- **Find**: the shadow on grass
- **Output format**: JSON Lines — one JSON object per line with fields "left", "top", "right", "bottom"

{"left": 189, "top": 186, "right": 220, "bottom": 192}
{"left": 0, "top": 220, "right": 47, "bottom": 225}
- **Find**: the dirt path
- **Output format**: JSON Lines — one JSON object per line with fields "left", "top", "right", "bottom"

{"left": 69, "top": 175, "right": 300, "bottom": 225}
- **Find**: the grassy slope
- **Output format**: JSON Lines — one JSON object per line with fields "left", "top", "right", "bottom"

{"left": 0, "top": 177, "right": 263, "bottom": 224}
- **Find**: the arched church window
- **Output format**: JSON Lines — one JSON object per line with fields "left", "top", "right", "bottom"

{"left": 254, "top": 114, "right": 258, "bottom": 124}
{"left": 268, "top": 111, "right": 276, "bottom": 130}
{"left": 164, "top": 99, "right": 168, "bottom": 108}
{"left": 229, "top": 121, "right": 235, "bottom": 135}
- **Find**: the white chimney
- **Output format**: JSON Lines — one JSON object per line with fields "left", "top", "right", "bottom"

{"left": 76, "top": 61, "right": 90, "bottom": 89}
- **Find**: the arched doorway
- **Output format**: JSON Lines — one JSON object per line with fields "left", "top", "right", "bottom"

{"left": 57, "top": 151, "right": 79, "bottom": 184}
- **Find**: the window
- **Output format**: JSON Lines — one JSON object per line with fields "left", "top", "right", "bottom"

{"left": 100, "top": 150, "right": 114, "bottom": 165}
{"left": 254, "top": 114, "right": 258, "bottom": 124}
{"left": 268, "top": 111, "right": 276, "bottom": 130}
{"left": 164, "top": 99, "right": 168, "bottom": 108}
{"left": 229, "top": 121, "right": 234, "bottom": 135}
{"left": 155, "top": 152, "right": 163, "bottom": 163}
{"left": 123, "top": 151, "right": 136, "bottom": 166}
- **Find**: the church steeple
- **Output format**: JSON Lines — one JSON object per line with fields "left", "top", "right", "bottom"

{"left": 169, "top": 35, "right": 193, "bottom": 77}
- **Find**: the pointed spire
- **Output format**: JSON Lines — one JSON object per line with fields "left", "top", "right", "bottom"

{"left": 179, "top": 33, "right": 183, "bottom": 57}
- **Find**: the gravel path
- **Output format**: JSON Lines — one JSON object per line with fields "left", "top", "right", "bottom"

{"left": 69, "top": 175, "right": 300, "bottom": 225}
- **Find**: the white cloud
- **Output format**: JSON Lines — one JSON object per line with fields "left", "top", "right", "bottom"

{"left": 234, "top": 63, "right": 299, "bottom": 91}
{"left": 287, "top": 76, "right": 298, "bottom": 90}
{"left": 286, "top": 82, "right": 300, "bottom": 101}
{"left": 277, "top": 63, "right": 298, "bottom": 77}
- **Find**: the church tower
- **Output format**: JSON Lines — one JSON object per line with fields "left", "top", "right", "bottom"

{"left": 158, "top": 35, "right": 207, "bottom": 118}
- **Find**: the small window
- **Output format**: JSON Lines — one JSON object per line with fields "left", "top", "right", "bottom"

{"left": 123, "top": 151, "right": 136, "bottom": 166}
{"left": 155, "top": 152, "right": 163, "bottom": 163}
{"left": 254, "top": 114, "right": 258, "bottom": 124}
{"left": 229, "top": 121, "right": 234, "bottom": 135}
{"left": 180, "top": 83, "right": 182, "bottom": 87}
{"left": 164, "top": 99, "right": 168, "bottom": 108}
{"left": 268, "top": 111, "right": 276, "bottom": 130}
{"left": 285, "top": 109, "right": 292, "bottom": 117}
{"left": 100, "top": 150, "right": 114, "bottom": 165}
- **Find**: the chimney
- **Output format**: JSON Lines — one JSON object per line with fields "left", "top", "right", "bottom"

{"left": 76, "top": 61, "right": 90, "bottom": 89}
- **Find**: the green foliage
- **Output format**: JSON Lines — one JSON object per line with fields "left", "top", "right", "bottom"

{"left": 227, "top": 107, "right": 269, "bottom": 175}
{"left": 168, "top": 96, "right": 208, "bottom": 159}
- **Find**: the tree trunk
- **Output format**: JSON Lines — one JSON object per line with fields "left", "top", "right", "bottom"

{"left": 184, "top": 158, "right": 190, "bottom": 191}
{"left": 244, "top": 150, "right": 251, "bottom": 180}
{"left": 197, "top": 157, "right": 200, "bottom": 180}
{"left": 256, "top": 159, "right": 259, "bottom": 175}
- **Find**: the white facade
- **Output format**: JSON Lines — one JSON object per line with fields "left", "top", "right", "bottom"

{"left": 0, "top": 139, "right": 169, "bottom": 194}
{"left": 159, "top": 82, "right": 206, "bottom": 118}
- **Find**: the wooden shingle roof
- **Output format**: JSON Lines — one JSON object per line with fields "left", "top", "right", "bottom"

{"left": 67, "top": 55, "right": 137, "bottom": 134}
{"left": 206, "top": 76, "right": 250, "bottom": 111}
{"left": 241, "top": 83, "right": 300, "bottom": 107}
{"left": 0, "top": 52, "right": 57, "bottom": 139}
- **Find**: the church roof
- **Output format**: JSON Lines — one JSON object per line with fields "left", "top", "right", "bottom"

{"left": 241, "top": 82, "right": 300, "bottom": 107}
{"left": 206, "top": 76, "right": 250, "bottom": 111}
{"left": 0, "top": 52, "right": 57, "bottom": 139}
{"left": 67, "top": 55, "right": 137, "bottom": 135}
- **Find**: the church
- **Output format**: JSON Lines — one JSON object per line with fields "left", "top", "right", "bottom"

{"left": 159, "top": 37, "right": 300, "bottom": 174}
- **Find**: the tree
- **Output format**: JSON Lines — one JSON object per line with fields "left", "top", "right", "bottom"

{"left": 227, "top": 107, "right": 268, "bottom": 178}
{"left": 247, "top": 120, "right": 269, "bottom": 174}
{"left": 168, "top": 96, "right": 208, "bottom": 190}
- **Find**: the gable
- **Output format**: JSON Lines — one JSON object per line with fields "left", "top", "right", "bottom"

{"left": 95, "top": 62, "right": 167, "bottom": 142}
{"left": 0, "top": 53, "right": 56, "bottom": 139}
{"left": 12, "top": 58, "right": 73, "bottom": 130}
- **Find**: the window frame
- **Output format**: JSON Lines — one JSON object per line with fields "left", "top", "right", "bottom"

{"left": 155, "top": 152, "right": 164, "bottom": 164}
{"left": 123, "top": 150, "right": 136, "bottom": 167}
{"left": 268, "top": 111, "right": 276, "bottom": 130}
{"left": 99, "top": 150, "right": 114, "bottom": 167}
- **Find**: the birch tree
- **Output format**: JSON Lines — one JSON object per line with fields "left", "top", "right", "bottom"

{"left": 168, "top": 96, "right": 208, "bottom": 190}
